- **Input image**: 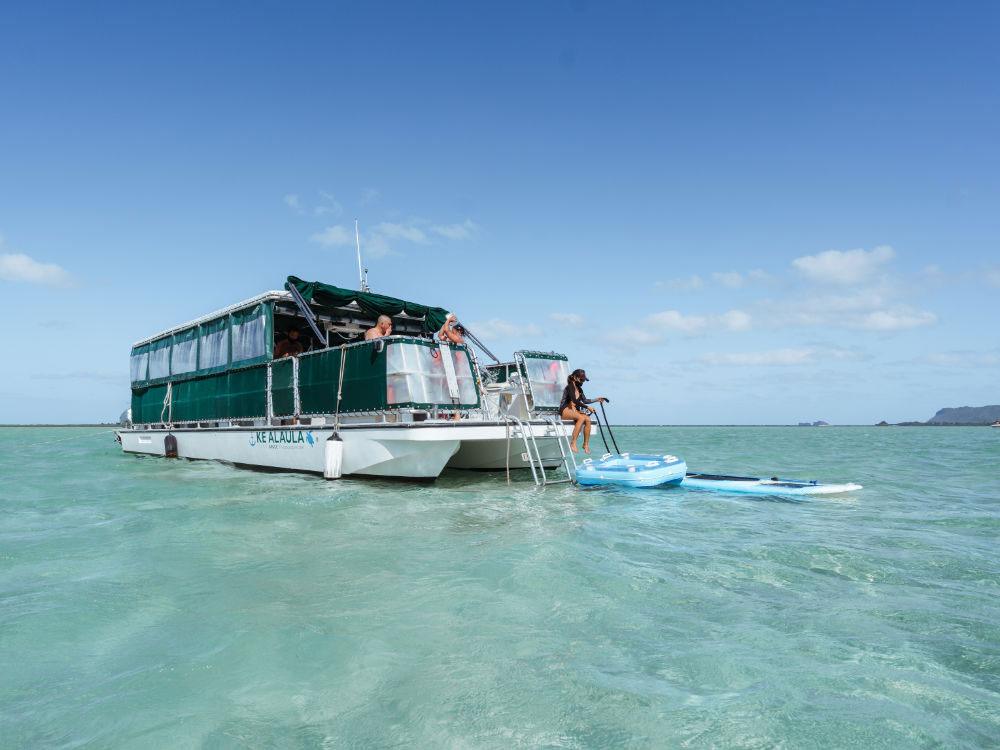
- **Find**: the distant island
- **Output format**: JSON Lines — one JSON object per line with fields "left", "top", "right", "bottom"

{"left": 797, "top": 421, "right": 830, "bottom": 426}
{"left": 927, "top": 405, "right": 1000, "bottom": 424}
{"left": 875, "top": 404, "right": 1000, "bottom": 426}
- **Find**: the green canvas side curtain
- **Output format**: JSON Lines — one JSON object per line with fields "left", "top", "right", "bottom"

{"left": 287, "top": 276, "right": 450, "bottom": 333}
{"left": 134, "top": 366, "right": 269, "bottom": 423}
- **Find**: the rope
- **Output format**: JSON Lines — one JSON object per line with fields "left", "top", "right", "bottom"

{"left": 24, "top": 429, "right": 118, "bottom": 447}
{"left": 334, "top": 344, "right": 347, "bottom": 434}
{"left": 160, "top": 382, "right": 172, "bottom": 426}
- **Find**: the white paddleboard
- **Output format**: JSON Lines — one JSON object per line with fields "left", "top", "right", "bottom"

{"left": 682, "top": 473, "right": 862, "bottom": 496}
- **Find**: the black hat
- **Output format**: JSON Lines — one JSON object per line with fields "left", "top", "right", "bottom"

{"left": 571, "top": 368, "right": 588, "bottom": 382}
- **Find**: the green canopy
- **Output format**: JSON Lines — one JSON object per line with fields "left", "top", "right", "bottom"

{"left": 287, "top": 276, "right": 450, "bottom": 333}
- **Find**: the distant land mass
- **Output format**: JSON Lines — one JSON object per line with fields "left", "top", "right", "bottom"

{"left": 927, "top": 405, "right": 1000, "bottom": 424}
{"left": 875, "top": 405, "right": 1000, "bottom": 426}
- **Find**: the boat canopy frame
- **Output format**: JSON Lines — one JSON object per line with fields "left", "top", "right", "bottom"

{"left": 286, "top": 276, "right": 450, "bottom": 335}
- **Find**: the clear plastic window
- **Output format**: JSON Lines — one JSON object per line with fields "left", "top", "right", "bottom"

{"left": 386, "top": 342, "right": 477, "bottom": 406}
{"left": 171, "top": 337, "right": 197, "bottom": 375}
{"left": 148, "top": 342, "right": 171, "bottom": 380}
{"left": 231, "top": 315, "right": 265, "bottom": 363}
{"left": 129, "top": 351, "right": 148, "bottom": 383}
{"left": 523, "top": 357, "right": 569, "bottom": 409}
{"left": 198, "top": 328, "right": 229, "bottom": 370}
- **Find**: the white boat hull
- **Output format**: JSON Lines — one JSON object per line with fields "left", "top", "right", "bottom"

{"left": 118, "top": 421, "right": 592, "bottom": 480}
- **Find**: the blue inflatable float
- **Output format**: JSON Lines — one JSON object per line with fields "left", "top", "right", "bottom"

{"left": 576, "top": 453, "right": 687, "bottom": 488}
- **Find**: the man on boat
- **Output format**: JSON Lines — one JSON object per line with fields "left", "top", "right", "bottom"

{"left": 434, "top": 314, "right": 465, "bottom": 421}
{"left": 274, "top": 328, "right": 304, "bottom": 358}
{"left": 438, "top": 314, "right": 464, "bottom": 344}
{"left": 365, "top": 315, "right": 393, "bottom": 340}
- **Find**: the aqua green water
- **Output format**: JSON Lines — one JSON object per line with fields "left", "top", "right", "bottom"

{"left": 2, "top": 426, "right": 998, "bottom": 748}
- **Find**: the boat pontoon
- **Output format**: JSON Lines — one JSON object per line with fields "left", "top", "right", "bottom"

{"left": 118, "top": 276, "right": 589, "bottom": 482}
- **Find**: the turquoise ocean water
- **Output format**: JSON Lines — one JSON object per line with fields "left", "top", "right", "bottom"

{"left": 2, "top": 426, "right": 998, "bottom": 748}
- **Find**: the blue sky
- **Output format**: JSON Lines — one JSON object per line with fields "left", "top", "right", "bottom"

{"left": 1, "top": 1, "right": 997, "bottom": 424}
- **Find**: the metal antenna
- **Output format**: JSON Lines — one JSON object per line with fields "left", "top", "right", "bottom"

{"left": 355, "top": 219, "right": 370, "bottom": 292}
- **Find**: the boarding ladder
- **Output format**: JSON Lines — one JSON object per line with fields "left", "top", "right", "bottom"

{"left": 504, "top": 415, "right": 578, "bottom": 486}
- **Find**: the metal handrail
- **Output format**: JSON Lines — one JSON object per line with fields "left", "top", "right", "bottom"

{"left": 504, "top": 415, "right": 573, "bottom": 486}
{"left": 543, "top": 415, "right": 578, "bottom": 484}
{"left": 598, "top": 401, "right": 620, "bottom": 454}
{"left": 284, "top": 281, "right": 329, "bottom": 347}
{"left": 504, "top": 416, "right": 539, "bottom": 485}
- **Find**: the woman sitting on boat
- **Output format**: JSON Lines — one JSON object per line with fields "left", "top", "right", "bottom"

{"left": 559, "top": 368, "right": 608, "bottom": 454}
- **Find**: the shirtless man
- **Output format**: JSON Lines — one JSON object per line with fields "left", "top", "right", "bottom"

{"left": 274, "top": 328, "right": 304, "bottom": 358}
{"left": 365, "top": 315, "right": 393, "bottom": 340}
{"left": 437, "top": 314, "right": 464, "bottom": 420}
{"left": 438, "top": 314, "right": 464, "bottom": 344}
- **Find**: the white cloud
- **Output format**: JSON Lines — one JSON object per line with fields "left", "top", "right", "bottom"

{"left": 757, "top": 292, "right": 936, "bottom": 332}
{"left": 654, "top": 275, "right": 705, "bottom": 292}
{"left": 314, "top": 191, "right": 343, "bottom": 216}
{"left": 307, "top": 212, "right": 478, "bottom": 260}
{"left": 921, "top": 352, "right": 1000, "bottom": 368}
{"left": 698, "top": 346, "right": 867, "bottom": 367}
{"left": 430, "top": 219, "right": 478, "bottom": 240}
{"left": 792, "top": 245, "right": 895, "bottom": 285}
{"left": 0, "top": 252, "right": 76, "bottom": 288}
{"left": 712, "top": 271, "right": 745, "bottom": 288}
{"left": 861, "top": 305, "right": 937, "bottom": 331}
{"left": 373, "top": 221, "right": 429, "bottom": 244}
{"left": 547, "top": 312, "right": 587, "bottom": 329}
{"left": 596, "top": 326, "right": 664, "bottom": 355}
{"left": 283, "top": 194, "right": 304, "bottom": 213}
{"left": 699, "top": 348, "right": 818, "bottom": 366}
{"left": 746, "top": 269, "right": 774, "bottom": 285}
{"left": 717, "top": 309, "right": 752, "bottom": 331}
{"left": 984, "top": 266, "right": 1000, "bottom": 288}
{"left": 712, "top": 269, "right": 775, "bottom": 288}
{"left": 656, "top": 269, "right": 774, "bottom": 291}
{"left": 644, "top": 309, "right": 751, "bottom": 335}
{"left": 620, "top": 326, "right": 664, "bottom": 345}
{"left": 362, "top": 233, "right": 394, "bottom": 259}
{"left": 466, "top": 317, "right": 542, "bottom": 341}
{"left": 309, "top": 225, "right": 352, "bottom": 246}
{"left": 645, "top": 310, "right": 709, "bottom": 334}
{"left": 825, "top": 348, "right": 866, "bottom": 361}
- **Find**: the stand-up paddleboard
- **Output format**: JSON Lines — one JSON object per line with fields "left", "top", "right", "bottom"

{"left": 577, "top": 453, "right": 686, "bottom": 488}
{"left": 682, "top": 473, "right": 862, "bottom": 496}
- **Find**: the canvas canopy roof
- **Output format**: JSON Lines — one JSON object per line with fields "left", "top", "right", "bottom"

{"left": 287, "top": 276, "right": 450, "bottom": 333}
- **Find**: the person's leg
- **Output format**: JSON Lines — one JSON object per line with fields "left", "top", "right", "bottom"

{"left": 563, "top": 407, "right": 584, "bottom": 451}
{"left": 581, "top": 414, "right": 593, "bottom": 453}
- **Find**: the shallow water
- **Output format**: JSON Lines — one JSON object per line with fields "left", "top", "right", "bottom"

{"left": 2, "top": 426, "right": 998, "bottom": 748}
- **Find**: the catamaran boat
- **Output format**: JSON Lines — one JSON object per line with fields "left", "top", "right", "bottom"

{"left": 117, "top": 276, "right": 590, "bottom": 482}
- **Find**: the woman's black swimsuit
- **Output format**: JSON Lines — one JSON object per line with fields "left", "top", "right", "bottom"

{"left": 559, "top": 384, "right": 596, "bottom": 414}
